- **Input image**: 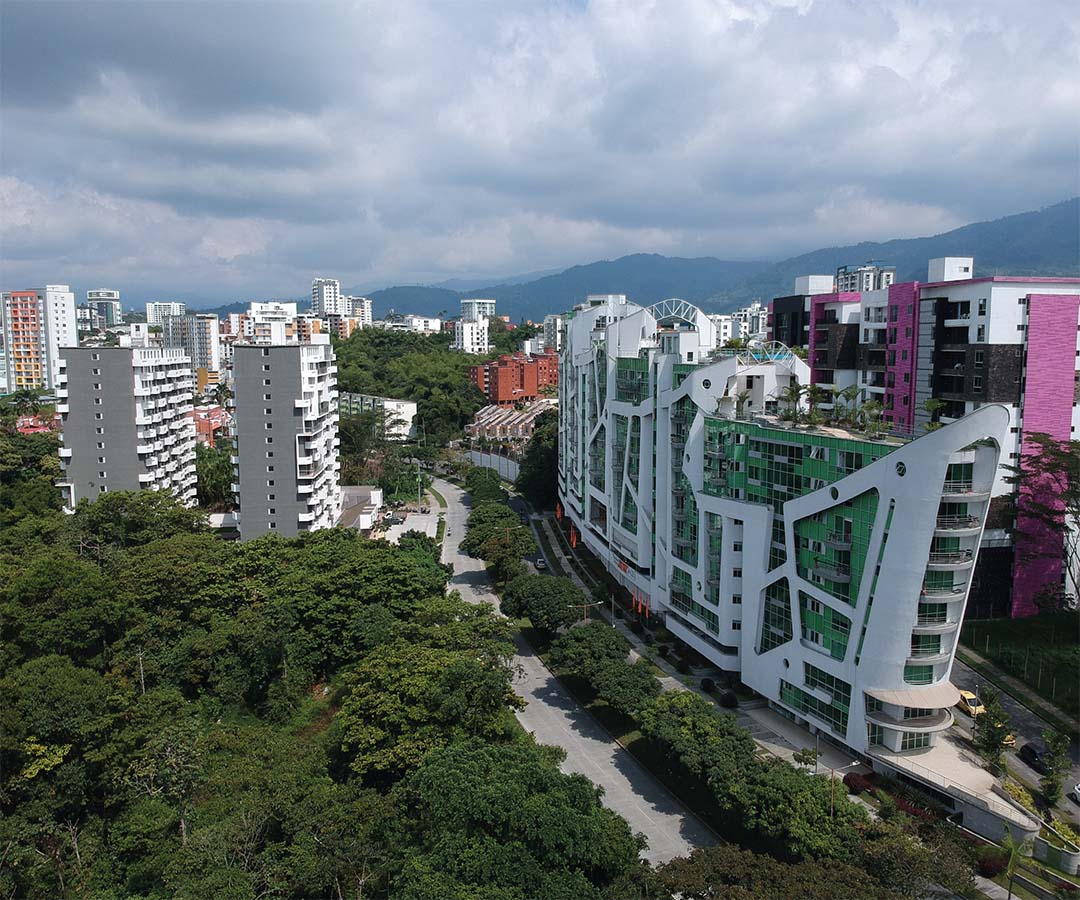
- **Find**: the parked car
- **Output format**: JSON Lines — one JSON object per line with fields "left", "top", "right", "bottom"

{"left": 1002, "top": 733, "right": 1017, "bottom": 749}
{"left": 535, "top": 558, "right": 548, "bottom": 571}
{"left": 956, "top": 690, "right": 985, "bottom": 717}
{"left": 1069, "top": 782, "right": 1080, "bottom": 804}
{"left": 1019, "top": 742, "right": 1051, "bottom": 775}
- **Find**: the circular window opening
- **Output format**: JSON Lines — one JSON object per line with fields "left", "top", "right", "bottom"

{"left": 783, "top": 658, "right": 790, "bottom": 668}
{"left": 896, "top": 461, "right": 907, "bottom": 477}
{"left": 702, "top": 379, "right": 711, "bottom": 389}
{"left": 829, "top": 487, "right": 839, "bottom": 500}
{"left": 697, "top": 581, "right": 702, "bottom": 591}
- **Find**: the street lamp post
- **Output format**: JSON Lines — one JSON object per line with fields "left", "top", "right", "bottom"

{"left": 830, "top": 761, "right": 861, "bottom": 817}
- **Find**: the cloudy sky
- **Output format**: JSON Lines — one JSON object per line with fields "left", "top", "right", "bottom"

{"left": 2, "top": 0, "right": 1077, "bottom": 304}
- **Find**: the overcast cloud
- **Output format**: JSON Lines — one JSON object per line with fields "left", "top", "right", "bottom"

{"left": 2, "top": 0, "right": 1078, "bottom": 303}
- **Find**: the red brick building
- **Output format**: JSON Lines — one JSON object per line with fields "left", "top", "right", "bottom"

{"left": 468, "top": 350, "right": 558, "bottom": 405}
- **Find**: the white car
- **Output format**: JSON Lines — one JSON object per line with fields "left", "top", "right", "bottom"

{"left": 1070, "top": 782, "right": 1080, "bottom": 804}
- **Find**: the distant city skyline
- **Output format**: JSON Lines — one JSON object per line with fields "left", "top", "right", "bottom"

{"left": 2, "top": 1, "right": 1077, "bottom": 301}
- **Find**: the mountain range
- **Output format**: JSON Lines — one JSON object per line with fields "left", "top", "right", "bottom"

{"left": 356, "top": 197, "right": 1078, "bottom": 321}
{"left": 194, "top": 198, "right": 1078, "bottom": 320}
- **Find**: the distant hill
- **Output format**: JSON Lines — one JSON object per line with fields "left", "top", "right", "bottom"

{"left": 707, "top": 197, "right": 1080, "bottom": 309}
{"left": 367, "top": 255, "right": 768, "bottom": 320}
{"left": 359, "top": 198, "right": 1078, "bottom": 320}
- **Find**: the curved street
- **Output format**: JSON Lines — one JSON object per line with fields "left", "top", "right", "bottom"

{"left": 434, "top": 477, "right": 716, "bottom": 864}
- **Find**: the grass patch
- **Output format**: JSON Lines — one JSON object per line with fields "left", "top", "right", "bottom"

{"left": 428, "top": 486, "right": 447, "bottom": 508}
{"left": 435, "top": 516, "right": 446, "bottom": 543}
{"left": 961, "top": 613, "right": 1080, "bottom": 720}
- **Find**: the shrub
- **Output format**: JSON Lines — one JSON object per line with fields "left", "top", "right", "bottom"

{"left": 975, "top": 845, "right": 1007, "bottom": 878}
{"left": 700, "top": 677, "right": 716, "bottom": 693}
{"left": 657, "top": 644, "right": 670, "bottom": 658}
{"left": 676, "top": 658, "right": 691, "bottom": 674}
{"left": 719, "top": 690, "right": 738, "bottom": 709}
{"left": 843, "top": 772, "right": 873, "bottom": 795}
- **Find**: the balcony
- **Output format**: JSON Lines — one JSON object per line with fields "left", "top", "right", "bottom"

{"left": 672, "top": 508, "right": 688, "bottom": 522}
{"left": 825, "top": 531, "right": 852, "bottom": 550}
{"left": 866, "top": 708, "right": 954, "bottom": 734}
{"left": 912, "top": 618, "right": 959, "bottom": 635}
{"left": 58, "top": 447, "right": 72, "bottom": 458}
{"left": 672, "top": 534, "right": 695, "bottom": 550}
{"left": 705, "top": 446, "right": 726, "bottom": 460}
{"left": 671, "top": 435, "right": 686, "bottom": 451}
{"left": 908, "top": 647, "right": 951, "bottom": 665}
{"left": 941, "top": 481, "right": 990, "bottom": 501}
{"left": 926, "top": 549, "right": 975, "bottom": 570}
{"left": 934, "top": 515, "right": 980, "bottom": 534}
{"left": 814, "top": 561, "right": 851, "bottom": 583}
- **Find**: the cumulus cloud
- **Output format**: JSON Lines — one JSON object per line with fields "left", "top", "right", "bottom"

{"left": 0, "top": 0, "right": 1077, "bottom": 302}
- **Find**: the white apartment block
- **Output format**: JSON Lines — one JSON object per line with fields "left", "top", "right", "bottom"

{"left": 311, "top": 278, "right": 341, "bottom": 316}
{"left": 344, "top": 295, "right": 373, "bottom": 326}
{"left": 162, "top": 313, "right": 222, "bottom": 375}
{"left": 836, "top": 263, "right": 896, "bottom": 294}
{"left": 338, "top": 392, "right": 418, "bottom": 440}
{"left": 708, "top": 314, "right": 735, "bottom": 344}
{"left": 1, "top": 285, "right": 78, "bottom": 391}
{"left": 453, "top": 317, "right": 490, "bottom": 355}
{"left": 145, "top": 301, "right": 186, "bottom": 327}
{"left": 542, "top": 314, "right": 564, "bottom": 352}
{"left": 404, "top": 315, "right": 442, "bottom": 334}
{"left": 56, "top": 346, "right": 197, "bottom": 509}
{"left": 232, "top": 335, "right": 341, "bottom": 540}
{"left": 87, "top": 290, "right": 122, "bottom": 326}
{"left": 558, "top": 294, "right": 1031, "bottom": 840}
{"left": 460, "top": 297, "right": 497, "bottom": 322}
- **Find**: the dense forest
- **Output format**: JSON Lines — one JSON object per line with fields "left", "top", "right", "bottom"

{"left": 0, "top": 431, "right": 642, "bottom": 898}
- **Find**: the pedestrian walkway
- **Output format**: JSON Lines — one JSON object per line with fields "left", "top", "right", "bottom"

{"left": 958, "top": 646, "right": 1079, "bottom": 733}
{"left": 433, "top": 477, "right": 716, "bottom": 864}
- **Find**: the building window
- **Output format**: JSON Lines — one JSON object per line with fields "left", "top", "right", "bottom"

{"left": 732, "top": 594, "right": 742, "bottom": 604}
{"left": 95, "top": 413, "right": 103, "bottom": 420}
{"left": 732, "top": 620, "right": 741, "bottom": 631}
{"left": 266, "top": 452, "right": 274, "bottom": 458}
{"left": 96, "top": 442, "right": 105, "bottom": 449}
{"left": 93, "top": 383, "right": 101, "bottom": 390}
{"left": 262, "top": 364, "right": 271, "bottom": 371}
{"left": 91, "top": 353, "right": 100, "bottom": 360}
{"left": 269, "top": 522, "right": 276, "bottom": 529}
{"left": 733, "top": 568, "right": 742, "bottom": 579}
{"left": 973, "top": 376, "right": 982, "bottom": 392}
{"left": 267, "top": 465, "right": 274, "bottom": 471}
{"left": 264, "top": 394, "right": 271, "bottom": 400}
{"left": 268, "top": 494, "right": 275, "bottom": 501}
{"left": 977, "top": 325, "right": 986, "bottom": 342}
{"left": 733, "top": 542, "right": 743, "bottom": 552}
{"left": 98, "top": 457, "right": 106, "bottom": 463}
{"left": 265, "top": 437, "right": 273, "bottom": 444}
{"left": 974, "top": 351, "right": 984, "bottom": 368}
{"left": 263, "top": 379, "right": 271, "bottom": 386}
{"left": 95, "top": 427, "right": 104, "bottom": 434}
{"left": 269, "top": 508, "right": 276, "bottom": 515}
{"left": 99, "top": 471, "right": 107, "bottom": 478}
{"left": 900, "top": 732, "right": 930, "bottom": 751}
{"left": 978, "top": 298, "right": 986, "bottom": 315}
{"left": 92, "top": 368, "right": 100, "bottom": 375}
{"left": 93, "top": 397, "right": 102, "bottom": 405}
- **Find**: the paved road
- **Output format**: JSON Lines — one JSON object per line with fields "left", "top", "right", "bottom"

{"left": 953, "top": 659, "right": 1080, "bottom": 817}
{"left": 435, "top": 477, "right": 716, "bottom": 863}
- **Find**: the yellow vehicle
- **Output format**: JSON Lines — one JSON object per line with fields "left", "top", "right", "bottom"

{"left": 956, "top": 690, "right": 985, "bottom": 717}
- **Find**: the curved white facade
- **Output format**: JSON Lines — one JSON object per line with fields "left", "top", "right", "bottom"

{"left": 558, "top": 295, "right": 1010, "bottom": 760}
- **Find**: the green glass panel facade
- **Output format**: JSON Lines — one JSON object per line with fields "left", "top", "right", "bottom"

{"left": 758, "top": 578, "right": 793, "bottom": 653}
{"left": 798, "top": 591, "right": 851, "bottom": 661}
{"left": 615, "top": 356, "right": 649, "bottom": 403}
{"left": 794, "top": 490, "right": 879, "bottom": 607}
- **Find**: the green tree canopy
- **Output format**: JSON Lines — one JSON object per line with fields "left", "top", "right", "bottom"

{"left": 500, "top": 574, "right": 581, "bottom": 633}
{"left": 549, "top": 622, "right": 629, "bottom": 679}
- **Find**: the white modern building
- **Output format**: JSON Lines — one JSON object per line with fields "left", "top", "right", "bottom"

{"left": 87, "top": 290, "right": 122, "bottom": 326}
{"left": 231, "top": 334, "right": 341, "bottom": 540}
{"left": 452, "top": 318, "right": 490, "bottom": 355}
{"left": 1, "top": 285, "right": 78, "bottom": 391}
{"left": 343, "top": 295, "right": 373, "bottom": 326}
{"left": 460, "top": 298, "right": 497, "bottom": 322}
{"left": 145, "top": 301, "right": 186, "bottom": 327}
{"left": 338, "top": 392, "right": 418, "bottom": 440}
{"left": 836, "top": 262, "right": 896, "bottom": 294}
{"left": 311, "top": 278, "right": 341, "bottom": 316}
{"left": 162, "top": 313, "right": 222, "bottom": 375}
{"left": 55, "top": 345, "right": 197, "bottom": 509}
{"left": 558, "top": 294, "right": 1029, "bottom": 837}
{"left": 542, "top": 314, "right": 564, "bottom": 352}
{"left": 404, "top": 315, "right": 442, "bottom": 334}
